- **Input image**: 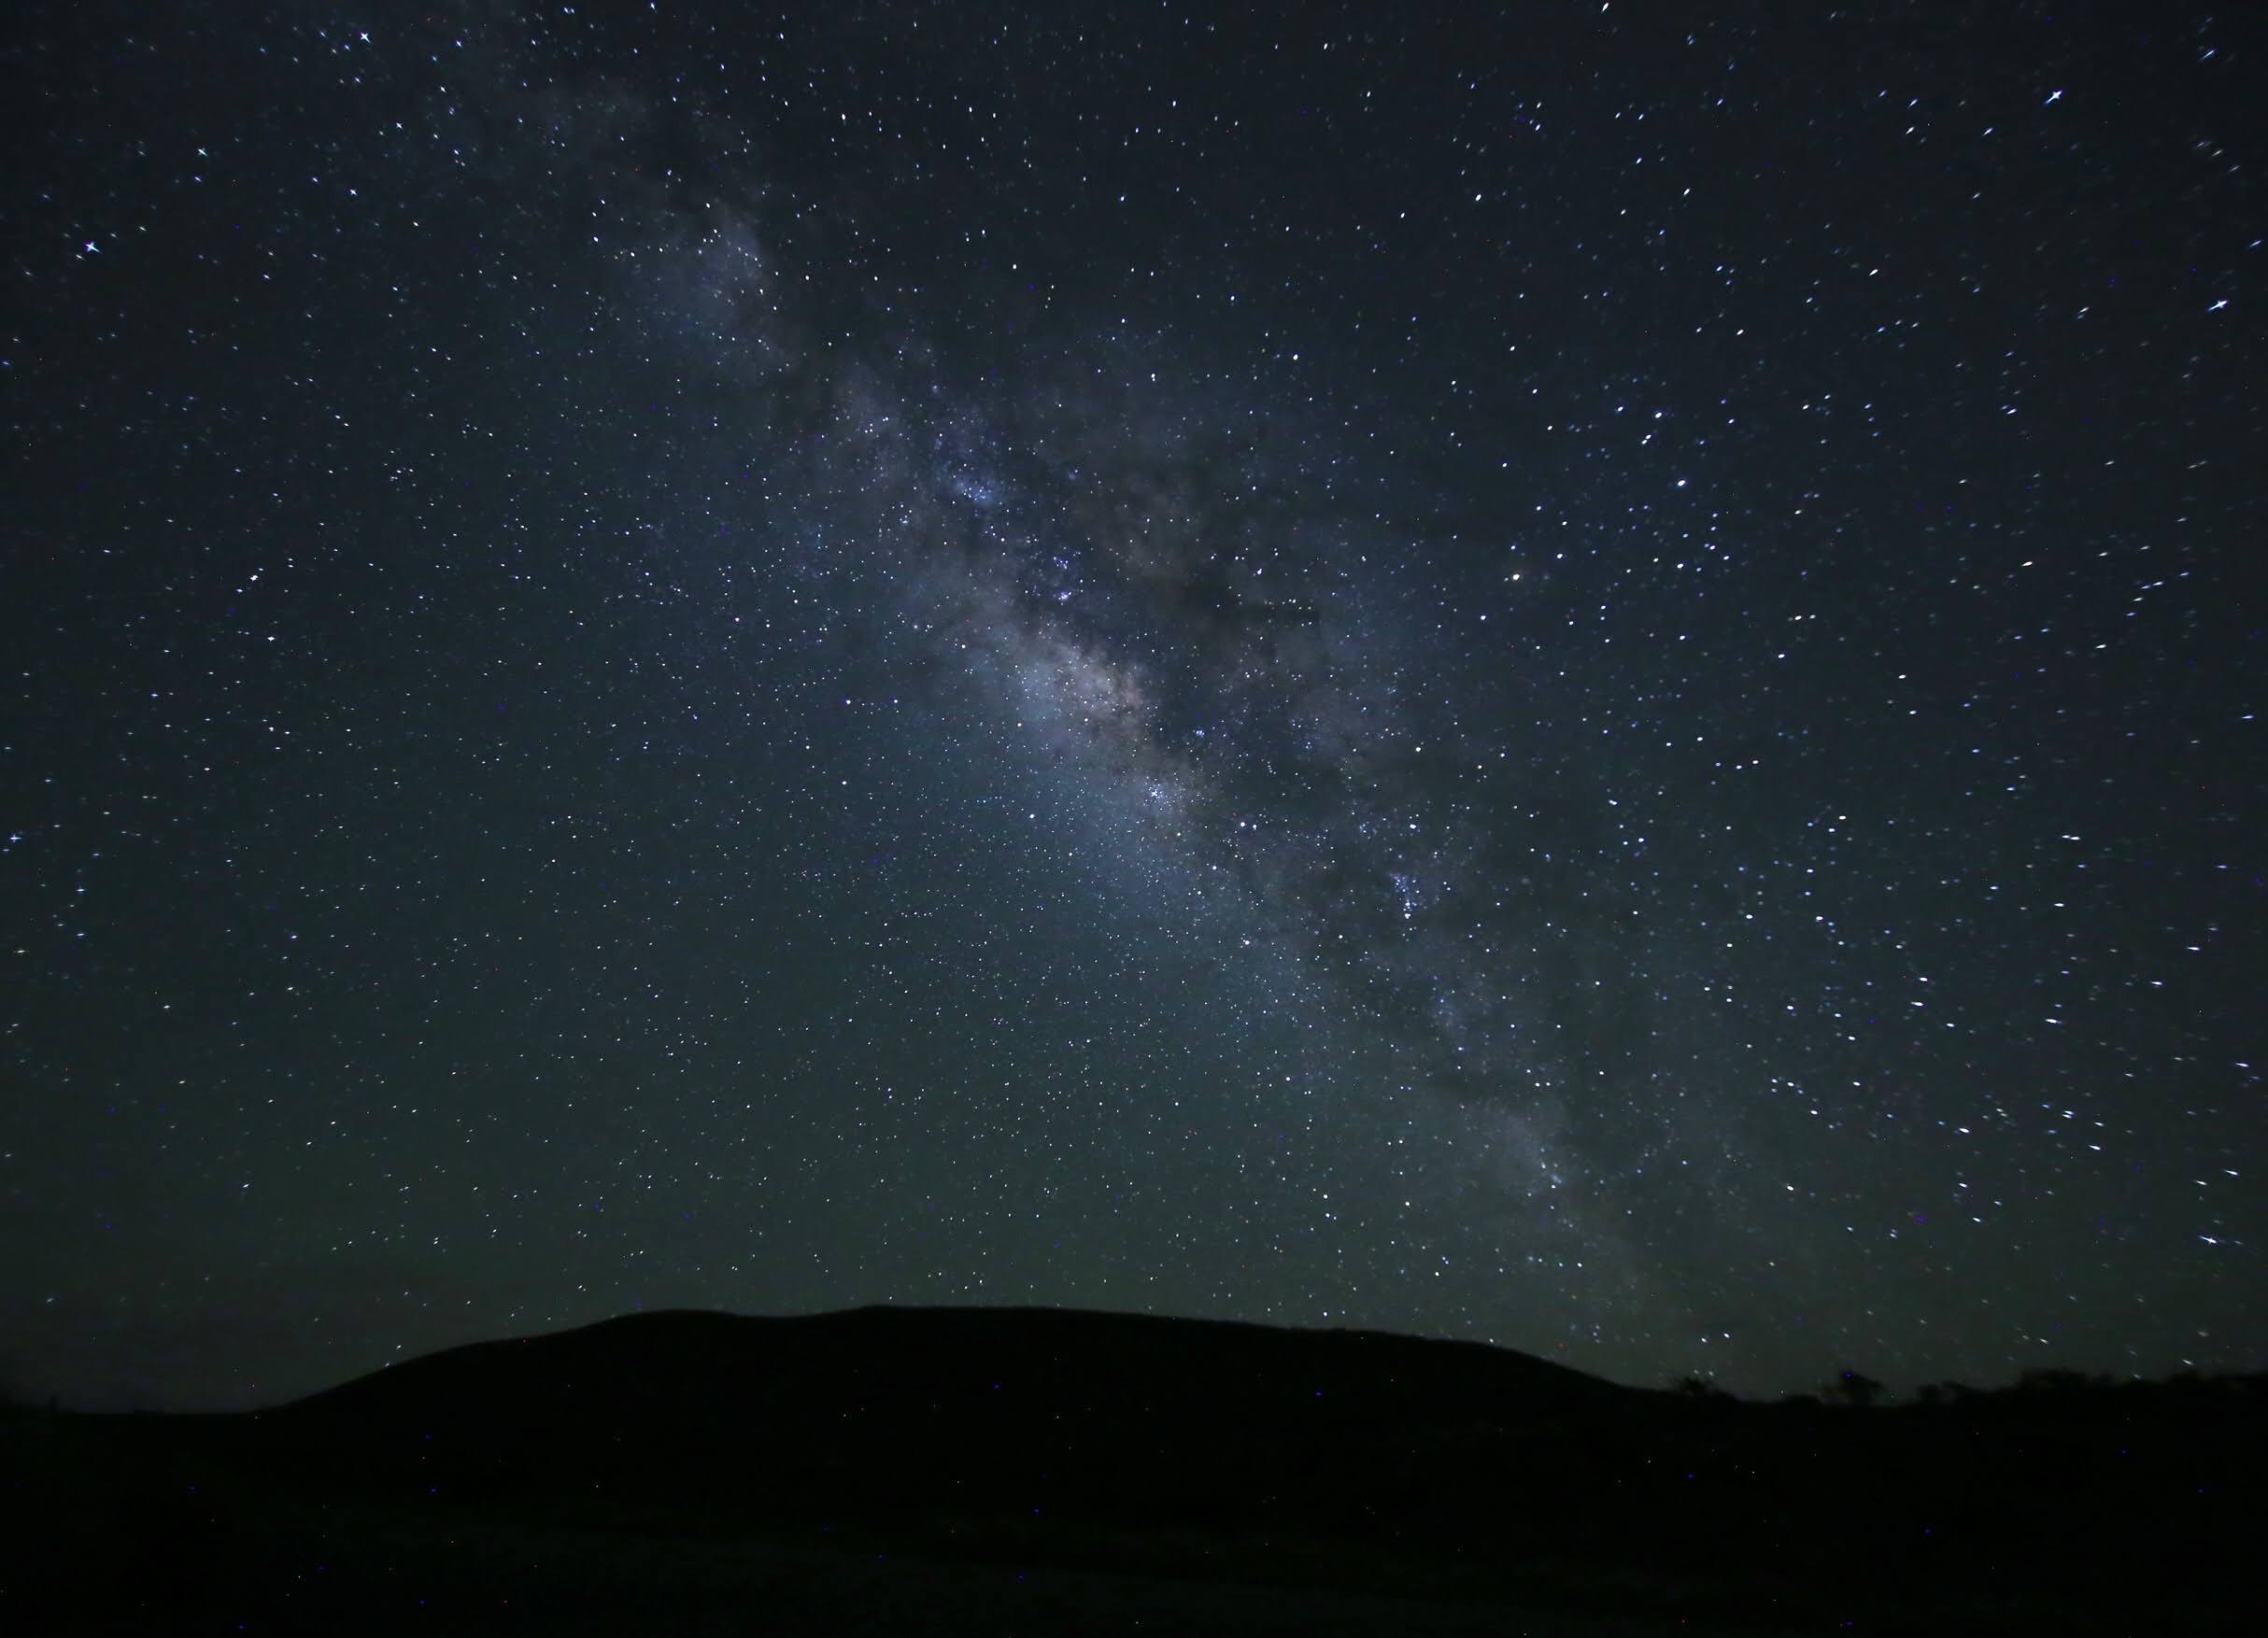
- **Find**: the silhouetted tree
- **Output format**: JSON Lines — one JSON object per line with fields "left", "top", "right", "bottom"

{"left": 2016, "top": 1367, "right": 2107, "bottom": 1395}
{"left": 1828, "top": 1369, "right": 1885, "bottom": 1409}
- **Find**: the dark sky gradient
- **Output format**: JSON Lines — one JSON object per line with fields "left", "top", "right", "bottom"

{"left": 5, "top": 1, "right": 2262, "bottom": 1409}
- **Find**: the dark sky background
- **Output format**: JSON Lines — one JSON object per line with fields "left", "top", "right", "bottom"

{"left": 5, "top": 1, "right": 2262, "bottom": 1410}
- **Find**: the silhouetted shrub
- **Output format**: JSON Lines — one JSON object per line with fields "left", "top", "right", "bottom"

{"left": 2014, "top": 1368, "right": 2108, "bottom": 1395}
{"left": 1828, "top": 1370, "right": 1884, "bottom": 1409}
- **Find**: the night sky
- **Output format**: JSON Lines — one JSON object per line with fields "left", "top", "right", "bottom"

{"left": 6, "top": 2, "right": 2262, "bottom": 1412}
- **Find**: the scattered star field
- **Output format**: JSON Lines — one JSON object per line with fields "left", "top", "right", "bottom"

{"left": 4, "top": 1, "right": 2262, "bottom": 1409}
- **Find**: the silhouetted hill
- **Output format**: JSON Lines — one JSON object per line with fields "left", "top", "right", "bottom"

{"left": 3, "top": 1306, "right": 2260, "bottom": 1634}
{"left": 288, "top": 1303, "right": 1636, "bottom": 1430}
{"left": 274, "top": 1306, "right": 1639, "bottom": 1510}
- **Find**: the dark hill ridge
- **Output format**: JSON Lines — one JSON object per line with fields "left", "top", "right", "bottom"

{"left": 279, "top": 1303, "right": 1637, "bottom": 1433}
{"left": 5, "top": 1306, "right": 2262, "bottom": 1635}
{"left": 252, "top": 1306, "right": 1657, "bottom": 1554}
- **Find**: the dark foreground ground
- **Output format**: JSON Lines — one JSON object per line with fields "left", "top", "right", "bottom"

{"left": 2, "top": 1307, "right": 2259, "bottom": 1634}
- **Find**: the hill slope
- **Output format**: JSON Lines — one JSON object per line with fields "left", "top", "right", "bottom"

{"left": 3, "top": 1306, "right": 2260, "bottom": 1634}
